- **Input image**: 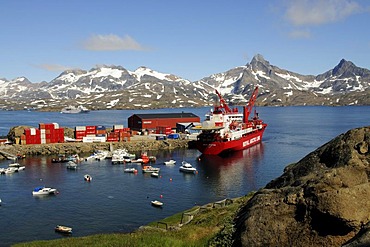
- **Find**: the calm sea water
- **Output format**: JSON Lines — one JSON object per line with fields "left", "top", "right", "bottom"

{"left": 0, "top": 106, "right": 369, "bottom": 246}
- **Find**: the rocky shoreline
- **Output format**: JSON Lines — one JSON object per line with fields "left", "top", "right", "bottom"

{"left": 0, "top": 139, "right": 191, "bottom": 159}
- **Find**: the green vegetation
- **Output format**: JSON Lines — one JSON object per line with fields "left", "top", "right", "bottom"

{"left": 13, "top": 195, "right": 253, "bottom": 247}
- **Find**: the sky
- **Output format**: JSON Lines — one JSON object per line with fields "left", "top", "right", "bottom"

{"left": 0, "top": 0, "right": 369, "bottom": 83}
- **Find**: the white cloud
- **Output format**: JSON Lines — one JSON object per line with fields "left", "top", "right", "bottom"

{"left": 284, "top": 0, "right": 361, "bottom": 26}
{"left": 82, "top": 34, "right": 146, "bottom": 51}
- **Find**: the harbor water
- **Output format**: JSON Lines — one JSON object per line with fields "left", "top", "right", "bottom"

{"left": 0, "top": 106, "right": 369, "bottom": 246}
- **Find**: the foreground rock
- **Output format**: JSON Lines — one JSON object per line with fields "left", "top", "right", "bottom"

{"left": 233, "top": 126, "right": 370, "bottom": 247}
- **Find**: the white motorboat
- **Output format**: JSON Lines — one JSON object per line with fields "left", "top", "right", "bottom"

{"left": 55, "top": 225, "right": 72, "bottom": 234}
{"left": 8, "top": 162, "right": 21, "bottom": 167}
{"left": 151, "top": 172, "right": 159, "bottom": 178}
{"left": 179, "top": 161, "right": 197, "bottom": 173}
{"left": 32, "top": 186, "right": 58, "bottom": 196}
{"left": 84, "top": 174, "right": 92, "bottom": 181}
{"left": 66, "top": 161, "right": 78, "bottom": 170}
{"left": 151, "top": 200, "right": 163, "bottom": 207}
{"left": 124, "top": 167, "right": 138, "bottom": 173}
{"left": 164, "top": 159, "right": 176, "bottom": 165}
{"left": 4, "top": 167, "right": 17, "bottom": 174}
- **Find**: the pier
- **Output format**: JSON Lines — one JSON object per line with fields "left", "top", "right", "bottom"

{"left": 0, "top": 149, "right": 18, "bottom": 160}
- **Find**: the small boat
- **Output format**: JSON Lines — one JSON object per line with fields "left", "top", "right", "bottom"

{"left": 55, "top": 225, "right": 72, "bottom": 234}
{"left": 66, "top": 161, "right": 78, "bottom": 170}
{"left": 142, "top": 166, "right": 160, "bottom": 173}
{"left": 151, "top": 200, "right": 163, "bottom": 207}
{"left": 124, "top": 167, "right": 138, "bottom": 173}
{"left": 32, "top": 186, "right": 58, "bottom": 196}
{"left": 164, "top": 159, "right": 176, "bottom": 165}
{"left": 151, "top": 172, "right": 159, "bottom": 178}
{"left": 8, "top": 162, "right": 21, "bottom": 167}
{"left": 4, "top": 167, "right": 17, "bottom": 174}
{"left": 84, "top": 174, "right": 92, "bottom": 181}
{"left": 17, "top": 166, "right": 25, "bottom": 171}
{"left": 179, "top": 161, "right": 197, "bottom": 173}
{"left": 52, "top": 155, "right": 68, "bottom": 163}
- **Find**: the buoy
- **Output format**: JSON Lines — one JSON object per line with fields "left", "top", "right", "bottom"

{"left": 169, "top": 178, "right": 172, "bottom": 182}
{"left": 160, "top": 194, "right": 163, "bottom": 198}
{"left": 196, "top": 171, "right": 198, "bottom": 174}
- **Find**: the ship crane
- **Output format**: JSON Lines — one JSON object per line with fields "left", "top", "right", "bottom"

{"left": 244, "top": 86, "right": 259, "bottom": 123}
{"left": 215, "top": 89, "right": 232, "bottom": 114}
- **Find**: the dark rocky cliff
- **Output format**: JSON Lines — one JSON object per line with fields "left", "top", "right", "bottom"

{"left": 233, "top": 126, "right": 370, "bottom": 247}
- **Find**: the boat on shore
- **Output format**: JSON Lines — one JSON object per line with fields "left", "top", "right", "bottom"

{"left": 192, "top": 86, "right": 267, "bottom": 155}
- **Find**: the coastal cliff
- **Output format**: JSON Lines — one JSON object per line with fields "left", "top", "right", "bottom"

{"left": 233, "top": 126, "right": 370, "bottom": 246}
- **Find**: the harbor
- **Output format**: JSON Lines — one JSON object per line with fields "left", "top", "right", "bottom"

{"left": 1, "top": 106, "right": 370, "bottom": 246}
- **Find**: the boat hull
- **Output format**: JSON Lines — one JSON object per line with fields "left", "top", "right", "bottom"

{"left": 195, "top": 127, "right": 266, "bottom": 155}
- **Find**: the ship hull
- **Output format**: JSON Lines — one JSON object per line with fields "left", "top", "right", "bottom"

{"left": 195, "top": 127, "right": 266, "bottom": 155}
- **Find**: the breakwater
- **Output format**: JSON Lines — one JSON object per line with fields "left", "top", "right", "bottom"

{"left": 0, "top": 139, "right": 190, "bottom": 159}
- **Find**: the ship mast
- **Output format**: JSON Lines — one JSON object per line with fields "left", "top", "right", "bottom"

{"left": 215, "top": 90, "right": 232, "bottom": 114}
{"left": 244, "top": 86, "right": 259, "bottom": 123}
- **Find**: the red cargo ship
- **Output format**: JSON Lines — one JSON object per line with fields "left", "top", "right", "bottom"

{"left": 193, "top": 86, "right": 267, "bottom": 155}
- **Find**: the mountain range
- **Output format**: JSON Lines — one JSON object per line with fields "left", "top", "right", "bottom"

{"left": 0, "top": 54, "right": 369, "bottom": 111}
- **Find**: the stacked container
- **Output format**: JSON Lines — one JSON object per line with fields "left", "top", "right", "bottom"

{"left": 113, "top": 125, "right": 131, "bottom": 142}
{"left": 21, "top": 123, "right": 64, "bottom": 144}
{"left": 75, "top": 126, "right": 87, "bottom": 140}
{"left": 22, "top": 128, "right": 41, "bottom": 144}
{"left": 156, "top": 126, "right": 172, "bottom": 135}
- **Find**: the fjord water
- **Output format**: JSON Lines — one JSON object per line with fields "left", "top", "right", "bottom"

{"left": 0, "top": 106, "right": 369, "bottom": 246}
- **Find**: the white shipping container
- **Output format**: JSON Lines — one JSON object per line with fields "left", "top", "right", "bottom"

{"left": 30, "top": 128, "right": 37, "bottom": 135}
{"left": 75, "top": 126, "right": 87, "bottom": 131}
{"left": 82, "top": 136, "right": 106, "bottom": 143}
{"left": 53, "top": 123, "right": 59, "bottom": 129}
{"left": 113, "top": 124, "right": 124, "bottom": 129}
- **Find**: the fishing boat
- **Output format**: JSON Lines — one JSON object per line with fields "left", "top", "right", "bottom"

{"left": 32, "top": 186, "right": 58, "bottom": 196}
{"left": 142, "top": 166, "right": 160, "bottom": 173}
{"left": 192, "top": 86, "right": 267, "bottom": 155}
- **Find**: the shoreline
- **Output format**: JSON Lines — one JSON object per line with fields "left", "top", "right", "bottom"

{"left": 0, "top": 139, "right": 191, "bottom": 159}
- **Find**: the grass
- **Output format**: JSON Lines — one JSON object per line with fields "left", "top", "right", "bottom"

{"left": 13, "top": 195, "right": 253, "bottom": 247}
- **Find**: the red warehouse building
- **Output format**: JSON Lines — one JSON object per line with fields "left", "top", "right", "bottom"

{"left": 128, "top": 113, "right": 200, "bottom": 131}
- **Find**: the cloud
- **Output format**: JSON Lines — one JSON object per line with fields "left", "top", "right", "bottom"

{"left": 81, "top": 34, "right": 146, "bottom": 51}
{"left": 284, "top": 0, "right": 361, "bottom": 26}
{"left": 35, "top": 64, "right": 74, "bottom": 71}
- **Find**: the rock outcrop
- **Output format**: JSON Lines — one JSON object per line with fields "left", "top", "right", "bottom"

{"left": 233, "top": 126, "right": 370, "bottom": 247}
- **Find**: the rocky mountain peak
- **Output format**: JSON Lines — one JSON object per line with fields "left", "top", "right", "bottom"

{"left": 332, "top": 59, "right": 357, "bottom": 76}
{"left": 249, "top": 54, "right": 272, "bottom": 73}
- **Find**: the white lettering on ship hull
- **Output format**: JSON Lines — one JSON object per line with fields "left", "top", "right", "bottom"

{"left": 242, "top": 136, "right": 260, "bottom": 147}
